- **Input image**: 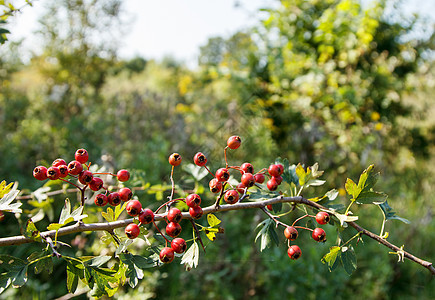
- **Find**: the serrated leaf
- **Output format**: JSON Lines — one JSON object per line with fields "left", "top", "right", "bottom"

{"left": 114, "top": 202, "right": 127, "bottom": 221}
{"left": 66, "top": 263, "right": 79, "bottom": 294}
{"left": 207, "top": 214, "right": 221, "bottom": 227}
{"left": 0, "top": 181, "right": 13, "bottom": 198}
{"left": 24, "top": 219, "right": 42, "bottom": 242}
{"left": 84, "top": 256, "right": 112, "bottom": 268}
{"left": 321, "top": 246, "right": 341, "bottom": 271}
{"left": 325, "top": 189, "right": 339, "bottom": 201}
{"left": 295, "top": 164, "right": 310, "bottom": 186}
{"left": 378, "top": 201, "right": 410, "bottom": 224}
{"left": 255, "top": 219, "right": 276, "bottom": 251}
{"left": 181, "top": 242, "right": 199, "bottom": 270}
{"left": 357, "top": 164, "right": 378, "bottom": 193}
{"left": 119, "top": 253, "right": 156, "bottom": 288}
{"left": 59, "top": 199, "right": 71, "bottom": 224}
{"left": 305, "top": 179, "right": 326, "bottom": 187}
{"left": 0, "top": 255, "right": 28, "bottom": 289}
{"left": 310, "top": 163, "right": 324, "bottom": 178}
{"left": 183, "top": 164, "right": 209, "bottom": 181}
{"left": 345, "top": 178, "right": 359, "bottom": 199}
{"left": 27, "top": 251, "right": 53, "bottom": 275}
{"left": 102, "top": 207, "right": 114, "bottom": 222}
{"left": 355, "top": 191, "right": 387, "bottom": 205}
{"left": 341, "top": 246, "right": 357, "bottom": 275}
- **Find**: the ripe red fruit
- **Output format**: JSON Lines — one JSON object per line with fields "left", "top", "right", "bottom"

{"left": 79, "top": 170, "right": 94, "bottom": 185}
{"left": 241, "top": 172, "right": 255, "bottom": 187}
{"left": 189, "top": 206, "right": 203, "bottom": 219}
{"left": 58, "top": 165, "right": 69, "bottom": 178}
{"left": 168, "top": 153, "right": 182, "bottom": 167}
{"left": 267, "top": 177, "right": 279, "bottom": 191}
{"left": 268, "top": 164, "right": 283, "bottom": 177}
{"left": 138, "top": 208, "right": 154, "bottom": 224}
{"left": 186, "top": 194, "right": 201, "bottom": 207}
{"left": 33, "top": 166, "right": 48, "bottom": 181}
{"left": 312, "top": 228, "right": 327, "bottom": 242}
{"left": 126, "top": 200, "right": 142, "bottom": 217}
{"left": 266, "top": 204, "right": 273, "bottom": 211}
{"left": 166, "top": 222, "right": 182, "bottom": 238}
{"left": 236, "top": 182, "right": 247, "bottom": 194}
{"left": 108, "top": 192, "right": 122, "bottom": 206}
{"left": 67, "top": 161, "right": 83, "bottom": 176}
{"left": 254, "top": 173, "right": 265, "bottom": 184}
{"left": 117, "top": 169, "right": 130, "bottom": 182}
{"left": 284, "top": 226, "right": 298, "bottom": 241}
{"left": 94, "top": 194, "right": 108, "bottom": 206}
{"left": 193, "top": 152, "right": 207, "bottom": 167}
{"left": 209, "top": 178, "right": 223, "bottom": 193}
{"left": 167, "top": 207, "right": 183, "bottom": 223}
{"left": 89, "top": 177, "right": 104, "bottom": 191}
{"left": 215, "top": 168, "right": 230, "bottom": 182}
{"left": 119, "top": 187, "right": 133, "bottom": 202}
{"left": 52, "top": 158, "right": 67, "bottom": 167}
{"left": 315, "top": 211, "right": 330, "bottom": 225}
{"left": 273, "top": 175, "right": 283, "bottom": 185}
{"left": 47, "top": 166, "right": 61, "bottom": 180}
{"left": 287, "top": 245, "right": 302, "bottom": 260}
{"left": 125, "top": 223, "right": 140, "bottom": 239}
{"left": 227, "top": 135, "right": 241, "bottom": 149}
{"left": 75, "top": 149, "right": 89, "bottom": 164}
{"left": 240, "top": 162, "right": 254, "bottom": 174}
{"left": 159, "top": 247, "right": 175, "bottom": 263}
{"left": 224, "top": 189, "right": 239, "bottom": 204}
{"left": 171, "top": 238, "right": 187, "bottom": 254}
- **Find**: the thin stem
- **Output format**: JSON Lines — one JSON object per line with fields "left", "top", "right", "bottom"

{"left": 59, "top": 178, "right": 82, "bottom": 190}
{"left": 261, "top": 206, "right": 288, "bottom": 228}
{"left": 169, "top": 165, "right": 175, "bottom": 203}
{"left": 152, "top": 221, "right": 170, "bottom": 245}
{"left": 204, "top": 165, "right": 215, "bottom": 177}
{"left": 224, "top": 146, "right": 229, "bottom": 168}
{"left": 190, "top": 219, "right": 206, "bottom": 253}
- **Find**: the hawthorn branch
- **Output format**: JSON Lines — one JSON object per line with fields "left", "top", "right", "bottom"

{"left": 0, "top": 195, "right": 433, "bottom": 275}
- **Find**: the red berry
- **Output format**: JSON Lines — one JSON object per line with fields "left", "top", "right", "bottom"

{"left": 241, "top": 172, "right": 255, "bottom": 187}
{"left": 266, "top": 204, "right": 273, "bottom": 211}
{"left": 126, "top": 200, "right": 142, "bottom": 217}
{"left": 189, "top": 206, "right": 203, "bottom": 219}
{"left": 79, "top": 170, "right": 93, "bottom": 185}
{"left": 75, "top": 149, "right": 89, "bottom": 164}
{"left": 224, "top": 189, "right": 239, "bottom": 204}
{"left": 52, "top": 158, "right": 67, "bottom": 167}
{"left": 168, "top": 153, "right": 182, "bottom": 167}
{"left": 117, "top": 169, "right": 130, "bottom": 182}
{"left": 167, "top": 207, "right": 183, "bottom": 223}
{"left": 215, "top": 168, "right": 230, "bottom": 182}
{"left": 171, "top": 238, "right": 187, "bottom": 254}
{"left": 240, "top": 162, "right": 254, "bottom": 174}
{"left": 267, "top": 177, "right": 279, "bottom": 191}
{"left": 312, "top": 228, "right": 327, "bottom": 242}
{"left": 89, "top": 177, "right": 104, "bottom": 191}
{"left": 254, "top": 173, "right": 265, "bottom": 184}
{"left": 273, "top": 175, "right": 283, "bottom": 185}
{"left": 209, "top": 178, "right": 222, "bottom": 193}
{"left": 159, "top": 247, "right": 175, "bottom": 263}
{"left": 94, "top": 194, "right": 108, "bottom": 206}
{"left": 227, "top": 135, "right": 241, "bottom": 149}
{"left": 193, "top": 152, "right": 207, "bottom": 167}
{"left": 287, "top": 245, "right": 302, "bottom": 260}
{"left": 138, "top": 208, "right": 154, "bottom": 224}
{"left": 315, "top": 211, "right": 330, "bottom": 225}
{"left": 108, "top": 192, "right": 122, "bottom": 206}
{"left": 119, "top": 187, "right": 133, "bottom": 202}
{"left": 284, "top": 226, "right": 298, "bottom": 241}
{"left": 47, "top": 166, "right": 61, "bottom": 180}
{"left": 166, "top": 222, "right": 182, "bottom": 237}
{"left": 276, "top": 164, "right": 284, "bottom": 175}
{"left": 58, "top": 165, "right": 69, "bottom": 178}
{"left": 236, "top": 182, "right": 247, "bottom": 194}
{"left": 125, "top": 223, "right": 140, "bottom": 239}
{"left": 33, "top": 166, "right": 48, "bottom": 181}
{"left": 186, "top": 194, "right": 201, "bottom": 208}
{"left": 68, "top": 161, "right": 83, "bottom": 176}
{"left": 268, "top": 164, "right": 282, "bottom": 177}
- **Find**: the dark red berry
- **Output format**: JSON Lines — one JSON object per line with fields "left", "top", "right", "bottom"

{"left": 268, "top": 164, "right": 281, "bottom": 177}
{"left": 75, "top": 149, "right": 89, "bottom": 164}
{"left": 94, "top": 194, "right": 108, "bottom": 206}
{"left": 138, "top": 208, "right": 154, "bottom": 224}
{"left": 79, "top": 170, "right": 93, "bottom": 185}
{"left": 236, "top": 182, "right": 247, "bottom": 194}
{"left": 52, "top": 158, "right": 67, "bottom": 167}
{"left": 266, "top": 204, "right": 273, "bottom": 211}
{"left": 33, "top": 166, "right": 48, "bottom": 181}
{"left": 267, "top": 177, "right": 279, "bottom": 191}
{"left": 273, "top": 175, "right": 283, "bottom": 185}
{"left": 288, "top": 245, "right": 302, "bottom": 260}
{"left": 108, "top": 192, "right": 122, "bottom": 206}
{"left": 89, "top": 177, "right": 104, "bottom": 191}
{"left": 224, "top": 189, "right": 239, "bottom": 204}
{"left": 189, "top": 206, "right": 203, "bottom": 219}
{"left": 193, "top": 152, "right": 207, "bottom": 167}
{"left": 47, "top": 166, "right": 61, "bottom": 180}
{"left": 209, "top": 178, "right": 222, "bottom": 193}
{"left": 126, "top": 200, "right": 142, "bottom": 217}
{"left": 166, "top": 222, "right": 182, "bottom": 237}
{"left": 125, "top": 223, "right": 140, "bottom": 239}
{"left": 68, "top": 161, "right": 83, "bottom": 176}
{"left": 284, "top": 226, "right": 298, "bottom": 241}
{"left": 227, "top": 135, "right": 241, "bottom": 149}
{"left": 171, "top": 238, "right": 187, "bottom": 254}
{"left": 312, "top": 228, "right": 326, "bottom": 242}
{"left": 117, "top": 169, "right": 130, "bottom": 182}
{"left": 168, "top": 153, "right": 182, "bottom": 167}
{"left": 58, "top": 165, "right": 69, "bottom": 178}
{"left": 241, "top": 173, "right": 255, "bottom": 187}
{"left": 240, "top": 162, "right": 254, "bottom": 174}
{"left": 254, "top": 173, "right": 265, "bottom": 184}
{"left": 119, "top": 187, "right": 133, "bottom": 202}
{"left": 167, "top": 207, "right": 183, "bottom": 223}
{"left": 315, "top": 211, "right": 330, "bottom": 225}
{"left": 216, "top": 168, "right": 230, "bottom": 182}
{"left": 159, "top": 247, "right": 175, "bottom": 263}
{"left": 186, "top": 194, "right": 201, "bottom": 207}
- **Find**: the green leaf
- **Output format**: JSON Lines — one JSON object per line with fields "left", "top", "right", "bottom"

{"left": 357, "top": 164, "right": 378, "bottom": 193}
{"left": 334, "top": 212, "right": 358, "bottom": 226}
{"left": 249, "top": 189, "right": 279, "bottom": 201}
{"left": 305, "top": 179, "right": 326, "bottom": 187}
{"left": 119, "top": 253, "right": 156, "bottom": 288}
{"left": 27, "top": 251, "right": 53, "bottom": 274}
{"left": 0, "top": 181, "right": 21, "bottom": 213}
{"left": 378, "top": 201, "right": 410, "bottom": 224}
{"left": 341, "top": 246, "right": 357, "bottom": 275}
{"left": 255, "top": 219, "right": 278, "bottom": 251}
{"left": 295, "top": 164, "right": 310, "bottom": 186}
{"left": 345, "top": 178, "right": 359, "bottom": 199}
{"left": 321, "top": 246, "right": 341, "bottom": 271}
{"left": 102, "top": 207, "right": 114, "bottom": 222}
{"left": 84, "top": 256, "right": 112, "bottom": 268}
{"left": 181, "top": 242, "right": 199, "bottom": 270}
{"left": 24, "top": 219, "right": 42, "bottom": 242}
{"left": 0, "top": 255, "right": 29, "bottom": 289}
{"left": 355, "top": 191, "right": 387, "bottom": 205}
{"left": 59, "top": 199, "right": 72, "bottom": 224}
{"left": 114, "top": 201, "right": 127, "bottom": 221}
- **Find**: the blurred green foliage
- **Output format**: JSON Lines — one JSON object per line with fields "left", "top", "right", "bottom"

{"left": 0, "top": 0, "right": 434, "bottom": 298}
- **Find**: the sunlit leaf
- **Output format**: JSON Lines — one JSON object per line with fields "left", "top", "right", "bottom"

{"left": 181, "top": 242, "right": 199, "bottom": 270}
{"left": 321, "top": 246, "right": 341, "bottom": 271}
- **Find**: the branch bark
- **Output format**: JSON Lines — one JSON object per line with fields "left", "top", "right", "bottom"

{"left": 1, "top": 195, "right": 433, "bottom": 275}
